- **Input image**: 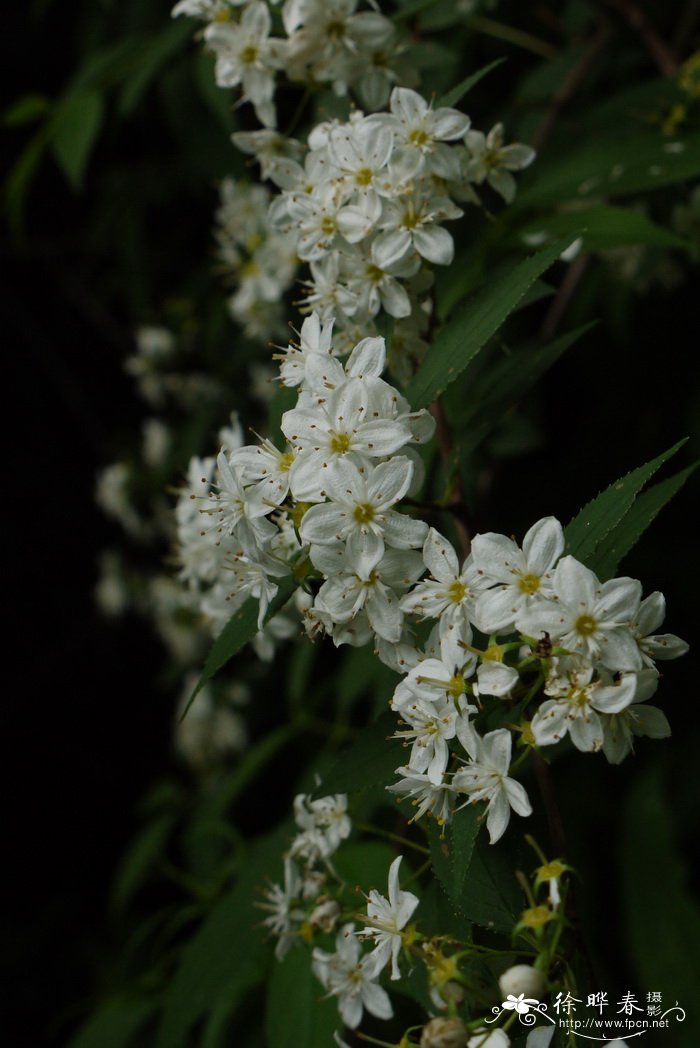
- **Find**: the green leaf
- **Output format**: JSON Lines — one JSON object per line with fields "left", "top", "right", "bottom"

{"left": 311, "top": 711, "right": 402, "bottom": 798}
{"left": 331, "top": 841, "right": 397, "bottom": 891}
{"left": 266, "top": 947, "right": 338, "bottom": 1048}
{"left": 516, "top": 131, "right": 700, "bottom": 209}
{"left": 69, "top": 998, "right": 156, "bottom": 1048}
{"left": 453, "top": 322, "right": 595, "bottom": 455}
{"left": 620, "top": 767, "right": 700, "bottom": 1045}
{"left": 49, "top": 90, "right": 104, "bottom": 190}
{"left": 564, "top": 440, "right": 687, "bottom": 569}
{"left": 4, "top": 128, "right": 49, "bottom": 236}
{"left": 436, "top": 58, "right": 506, "bottom": 108}
{"left": 405, "top": 239, "right": 573, "bottom": 409}
{"left": 183, "top": 577, "right": 298, "bottom": 717}
{"left": 460, "top": 836, "right": 521, "bottom": 932}
{"left": 428, "top": 806, "right": 481, "bottom": 913}
{"left": 3, "top": 93, "right": 49, "bottom": 127}
{"left": 154, "top": 823, "right": 291, "bottom": 1048}
{"left": 111, "top": 814, "right": 176, "bottom": 912}
{"left": 518, "top": 205, "right": 688, "bottom": 251}
{"left": 118, "top": 21, "right": 192, "bottom": 116}
{"left": 590, "top": 462, "right": 698, "bottom": 580}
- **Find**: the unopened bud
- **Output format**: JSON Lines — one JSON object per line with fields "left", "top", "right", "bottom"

{"left": 498, "top": 963, "right": 546, "bottom": 1001}
{"left": 467, "top": 1030, "right": 510, "bottom": 1048}
{"left": 420, "top": 1017, "right": 468, "bottom": 1048}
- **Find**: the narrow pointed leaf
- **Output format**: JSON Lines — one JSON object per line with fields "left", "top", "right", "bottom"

{"left": 454, "top": 322, "right": 595, "bottom": 455}
{"left": 592, "top": 461, "right": 698, "bottom": 580}
{"left": 50, "top": 90, "right": 104, "bottom": 190}
{"left": 154, "top": 823, "right": 291, "bottom": 1048}
{"left": 437, "top": 58, "right": 506, "bottom": 108}
{"left": 183, "top": 577, "right": 297, "bottom": 718}
{"left": 405, "top": 238, "right": 574, "bottom": 409}
{"left": 564, "top": 440, "right": 687, "bottom": 568}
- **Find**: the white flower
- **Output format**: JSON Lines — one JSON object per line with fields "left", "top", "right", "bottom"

{"left": 358, "top": 855, "right": 419, "bottom": 980}
{"left": 312, "top": 924, "right": 393, "bottom": 1029}
{"left": 387, "top": 766, "right": 455, "bottom": 823}
{"left": 452, "top": 729, "right": 532, "bottom": 844}
{"left": 599, "top": 669, "right": 669, "bottom": 764}
{"left": 299, "top": 456, "right": 426, "bottom": 554}
{"left": 204, "top": 3, "right": 286, "bottom": 127}
{"left": 381, "top": 87, "right": 471, "bottom": 178}
{"left": 259, "top": 857, "right": 305, "bottom": 960}
{"left": 516, "top": 556, "right": 643, "bottom": 672}
{"left": 402, "top": 528, "right": 489, "bottom": 630}
{"left": 464, "top": 123, "right": 535, "bottom": 203}
{"left": 472, "top": 516, "right": 564, "bottom": 634}
{"left": 630, "top": 591, "right": 689, "bottom": 666}
{"left": 531, "top": 657, "right": 639, "bottom": 752}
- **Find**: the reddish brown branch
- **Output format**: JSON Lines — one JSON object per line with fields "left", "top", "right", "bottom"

{"left": 606, "top": 0, "right": 679, "bottom": 76}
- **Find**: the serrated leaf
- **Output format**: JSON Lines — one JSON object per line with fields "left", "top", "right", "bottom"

{"left": 311, "top": 711, "right": 401, "bottom": 798}
{"left": 266, "top": 947, "right": 338, "bottom": 1048}
{"left": 591, "top": 462, "right": 698, "bottom": 580}
{"left": 50, "top": 90, "right": 104, "bottom": 190}
{"left": 436, "top": 58, "right": 506, "bottom": 108}
{"left": 519, "top": 205, "right": 688, "bottom": 251}
{"left": 428, "top": 806, "right": 481, "bottom": 913}
{"left": 69, "top": 998, "right": 156, "bottom": 1048}
{"left": 154, "top": 823, "right": 291, "bottom": 1048}
{"left": 405, "top": 239, "right": 573, "bottom": 409}
{"left": 564, "top": 440, "right": 686, "bottom": 569}
{"left": 620, "top": 768, "right": 700, "bottom": 1044}
{"left": 183, "top": 577, "right": 297, "bottom": 717}
{"left": 453, "top": 322, "right": 595, "bottom": 455}
{"left": 118, "top": 21, "right": 192, "bottom": 116}
{"left": 460, "top": 836, "right": 521, "bottom": 932}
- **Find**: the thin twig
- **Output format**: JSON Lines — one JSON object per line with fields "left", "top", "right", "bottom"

{"left": 532, "top": 752, "right": 568, "bottom": 859}
{"left": 466, "top": 14, "right": 558, "bottom": 59}
{"left": 532, "top": 24, "right": 611, "bottom": 152}
{"left": 429, "top": 400, "right": 472, "bottom": 557}
{"left": 606, "top": 0, "right": 679, "bottom": 76}
{"left": 672, "top": 0, "right": 700, "bottom": 54}
{"left": 540, "top": 253, "right": 590, "bottom": 341}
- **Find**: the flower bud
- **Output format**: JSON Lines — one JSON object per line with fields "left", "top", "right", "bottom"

{"left": 467, "top": 1030, "right": 510, "bottom": 1048}
{"left": 420, "top": 1017, "right": 468, "bottom": 1048}
{"left": 498, "top": 964, "right": 546, "bottom": 1001}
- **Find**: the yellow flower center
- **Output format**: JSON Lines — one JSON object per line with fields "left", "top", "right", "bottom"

{"left": 538, "top": 860, "right": 566, "bottom": 880}
{"left": 408, "top": 128, "right": 430, "bottom": 147}
{"left": 518, "top": 573, "right": 540, "bottom": 595}
{"left": 447, "top": 674, "right": 465, "bottom": 698}
{"left": 447, "top": 580, "right": 466, "bottom": 604}
{"left": 355, "top": 168, "right": 374, "bottom": 186}
{"left": 575, "top": 614, "right": 597, "bottom": 636}
{"left": 279, "top": 451, "right": 295, "bottom": 473}
{"left": 483, "top": 644, "right": 503, "bottom": 663}
{"left": 240, "top": 45, "right": 258, "bottom": 65}
{"left": 353, "top": 503, "right": 376, "bottom": 524}
{"left": 329, "top": 431, "right": 351, "bottom": 454}
{"left": 320, "top": 215, "right": 337, "bottom": 235}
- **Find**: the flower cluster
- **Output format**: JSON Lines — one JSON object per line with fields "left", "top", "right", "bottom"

{"left": 267, "top": 91, "right": 533, "bottom": 356}
{"left": 173, "top": 0, "right": 412, "bottom": 127}
{"left": 214, "top": 177, "right": 297, "bottom": 340}
{"left": 385, "top": 516, "right": 687, "bottom": 842}
{"left": 175, "top": 311, "right": 435, "bottom": 649}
